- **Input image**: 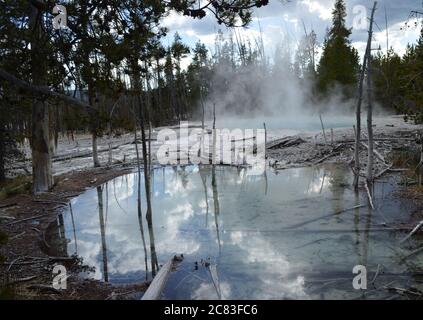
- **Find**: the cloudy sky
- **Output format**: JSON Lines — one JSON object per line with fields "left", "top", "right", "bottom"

{"left": 162, "top": 0, "right": 423, "bottom": 66}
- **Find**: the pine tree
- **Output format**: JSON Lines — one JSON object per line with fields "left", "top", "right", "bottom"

{"left": 401, "top": 28, "right": 423, "bottom": 123}
{"left": 372, "top": 48, "right": 403, "bottom": 112}
{"left": 316, "top": 0, "right": 359, "bottom": 99}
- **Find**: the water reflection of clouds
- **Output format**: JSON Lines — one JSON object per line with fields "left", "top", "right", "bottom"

{"left": 158, "top": 203, "right": 200, "bottom": 255}
{"left": 307, "top": 175, "right": 330, "bottom": 194}
{"left": 59, "top": 164, "right": 403, "bottom": 299}
{"left": 192, "top": 282, "right": 232, "bottom": 300}
{"left": 66, "top": 166, "right": 321, "bottom": 291}
{"left": 229, "top": 231, "right": 308, "bottom": 299}
{"left": 65, "top": 169, "right": 207, "bottom": 281}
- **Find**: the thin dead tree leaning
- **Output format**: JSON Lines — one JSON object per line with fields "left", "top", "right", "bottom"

{"left": 132, "top": 98, "right": 149, "bottom": 280}
{"left": 354, "top": 2, "right": 378, "bottom": 190}
{"left": 365, "top": 2, "right": 378, "bottom": 210}
{"left": 366, "top": 4, "right": 377, "bottom": 184}
{"left": 319, "top": 114, "right": 327, "bottom": 144}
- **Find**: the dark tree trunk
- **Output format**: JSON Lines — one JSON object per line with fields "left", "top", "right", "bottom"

{"left": 88, "top": 86, "right": 101, "bottom": 167}
{"left": 30, "top": 1, "right": 53, "bottom": 193}
{"left": 96, "top": 186, "right": 109, "bottom": 282}
{"left": 0, "top": 121, "right": 5, "bottom": 182}
{"left": 137, "top": 93, "right": 158, "bottom": 275}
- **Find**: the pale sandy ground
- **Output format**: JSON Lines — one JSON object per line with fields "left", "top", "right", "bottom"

{"left": 267, "top": 115, "right": 422, "bottom": 175}
{"left": 6, "top": 115, "right": 422, "bottom": 178}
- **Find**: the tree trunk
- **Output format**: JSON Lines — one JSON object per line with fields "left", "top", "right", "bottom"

{"left": 366, "top": 57, "right": 374, "bottom": 183}
{"left": 92, "top": 131, "right": 100, "bottom": 167}
{"left": 0, "top": 121, "right": 5, "bottom": 183}
{"left": 134, "top": 122, "right": 149, "bottom": 279}
{"left": 30, "top": 1, "right": 53, "bottom": 194}
{"left": 88, "top": 87, "right": 101, "bottom": 168}
{"left": 354, "top": 1, "right": 377, "bottom": 189}
{"left": 366, "top": 3, "right": 378, "bottom": 183}
{"left": 96, "top": 186, "right": 108, "bottom": 282}
{"left": 137, "top": 94, "right": 158, "bottom": 275}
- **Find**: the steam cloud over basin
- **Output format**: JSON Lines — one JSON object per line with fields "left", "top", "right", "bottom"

{"left": 45, "top": 164, "right": 418, "bottom": 299}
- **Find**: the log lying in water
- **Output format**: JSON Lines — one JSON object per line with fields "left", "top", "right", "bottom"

{"left": 52, "top": 140, "right": 133, "bottom": 162}
{"left": 266, "top": 136, "right": 306, "bottom": 150}
{"left": 141, "top": 255, "right": 183, "bottom": 300}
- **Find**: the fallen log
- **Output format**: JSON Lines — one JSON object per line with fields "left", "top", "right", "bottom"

{"left": 400, "top": 220, "right": 423, "bottom": 243}
{"left": 27, "top": 284, "right": 62, "bottom": 294}
{"left": 53, "top": 141, "right": 133, "bottom": 162}
{"left": 364, "top": 181, "right": 375, "bottom": 210}
{"left": 361, "top": 142, "right": 387, "bottom": 164}
{"left": 33, "top": 199, "right": 68, "bottom": 206}
{"left": 0, "top": 203, "right": 18, "bottom": 209}
{"left": 9, "top": 275, "right": 39, "bottom": 285}
{"left": 266, "top": 136, "right": 306, "bottom": 150}
{"left": 284, "top": 204, "right": 365, "bottom": 229}
{"left": 5, "top": 213, "right": 49, "bottom": 226}
{"left": 141, "top": 255, "right": 183, "bottom": 300}
{"left": 401, "top": 245, "right": 423, "bottom": 261}
{"left": 313, "top": 144, "right": 344, "bottom": 165}
{"left": 385, "top": 286, "right": 422, "bottom": 298}
{"left": 374, "top": 164, "right": 393, "bottom": 180}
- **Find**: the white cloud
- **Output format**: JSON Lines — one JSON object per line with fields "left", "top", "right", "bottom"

{"left": 373, "top": 18, "right": 421, "bottom": 56}
{"left": 300, "top": 0, "right": 333, "bottom": 21}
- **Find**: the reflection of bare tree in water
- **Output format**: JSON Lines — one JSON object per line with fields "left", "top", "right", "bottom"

{"left": 134, "top": 94, "right": 158, "bottom": 275}
{"left": 55, "top": 213, "right": 68, "bottom": 257}
{"left": 179, "top": 166, "right": 189, "bottom": 189}
{"left": 134, "top": 126, "right": 149, "bottom": 280}
{"left": 200, "top": 166, "right": 209, "bottom": 227}
{"left": 147, "top": 217, "right": 159, "bottom": 277}
{"left": 96, "top": 186, "right": 109, "bottom": 282}
{"left": 353, "top": 192, "right": 361, "bottom": 260}
{"left": 263, "top": 169, "right": 268, "bottom": 196}
{"left": 212, "top": 165, "right": 222, "bottom": 254}
{"left": 105, "top": 183, "right": 109, "bottom": 227}
{"left": 362, "top": 207, "right": 373, "bottom": 268}
{"left": 69, "top": 203, "right": 78, "bottom": 254}
{"left": 326, "top": 165, "right": 349, "bottom": 219}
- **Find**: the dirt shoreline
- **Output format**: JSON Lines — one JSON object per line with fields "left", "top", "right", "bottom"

{"left": 1, "top": 115, "right": 423, "bottom": 300}
{"left": 0, "top": 164, "right": 149, "bottom": 300}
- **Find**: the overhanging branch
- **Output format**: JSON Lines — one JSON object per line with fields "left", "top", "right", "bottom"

{"left": 0, "top": 68, "right": 95, "bottom": 113}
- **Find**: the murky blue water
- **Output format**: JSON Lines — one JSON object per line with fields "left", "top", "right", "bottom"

{"left": 45, "top": 164, "right": 422, "bottom": 299}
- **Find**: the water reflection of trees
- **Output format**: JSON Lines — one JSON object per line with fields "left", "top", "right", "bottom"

{"left": 96, "top": 186, "right": 109, "bottom": 282}
{"left": 44, "top": 213, "right": 69, "bottom": 258}
{"left": 211, "top": 165, "right": 222, "bottom": 254}
{"left": 134, "top": 126, "right": 158, "bottom": 278}
{"left": 199, "top": 166, "right": 209, "bottom": 227}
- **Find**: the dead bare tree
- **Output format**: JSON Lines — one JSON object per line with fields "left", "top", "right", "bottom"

{"left": 354, "top": 1, "right": 377, "bottom": 189}
{"left": 133, "top": 117, "right": 149, "bottom": 280}
{"left": 366, "top": 2, "right": 378, "bottom": 184}
{"left": 319, "top": 114, "right": 327, "bottom": 144}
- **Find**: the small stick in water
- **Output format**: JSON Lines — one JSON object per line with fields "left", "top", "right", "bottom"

{"left": 319, "top": 114, "right": 327, "bottom": 144}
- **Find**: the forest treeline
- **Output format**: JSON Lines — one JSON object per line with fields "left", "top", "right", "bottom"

{"left": 0, "top": 0, "right": 422, "bottom": 192}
